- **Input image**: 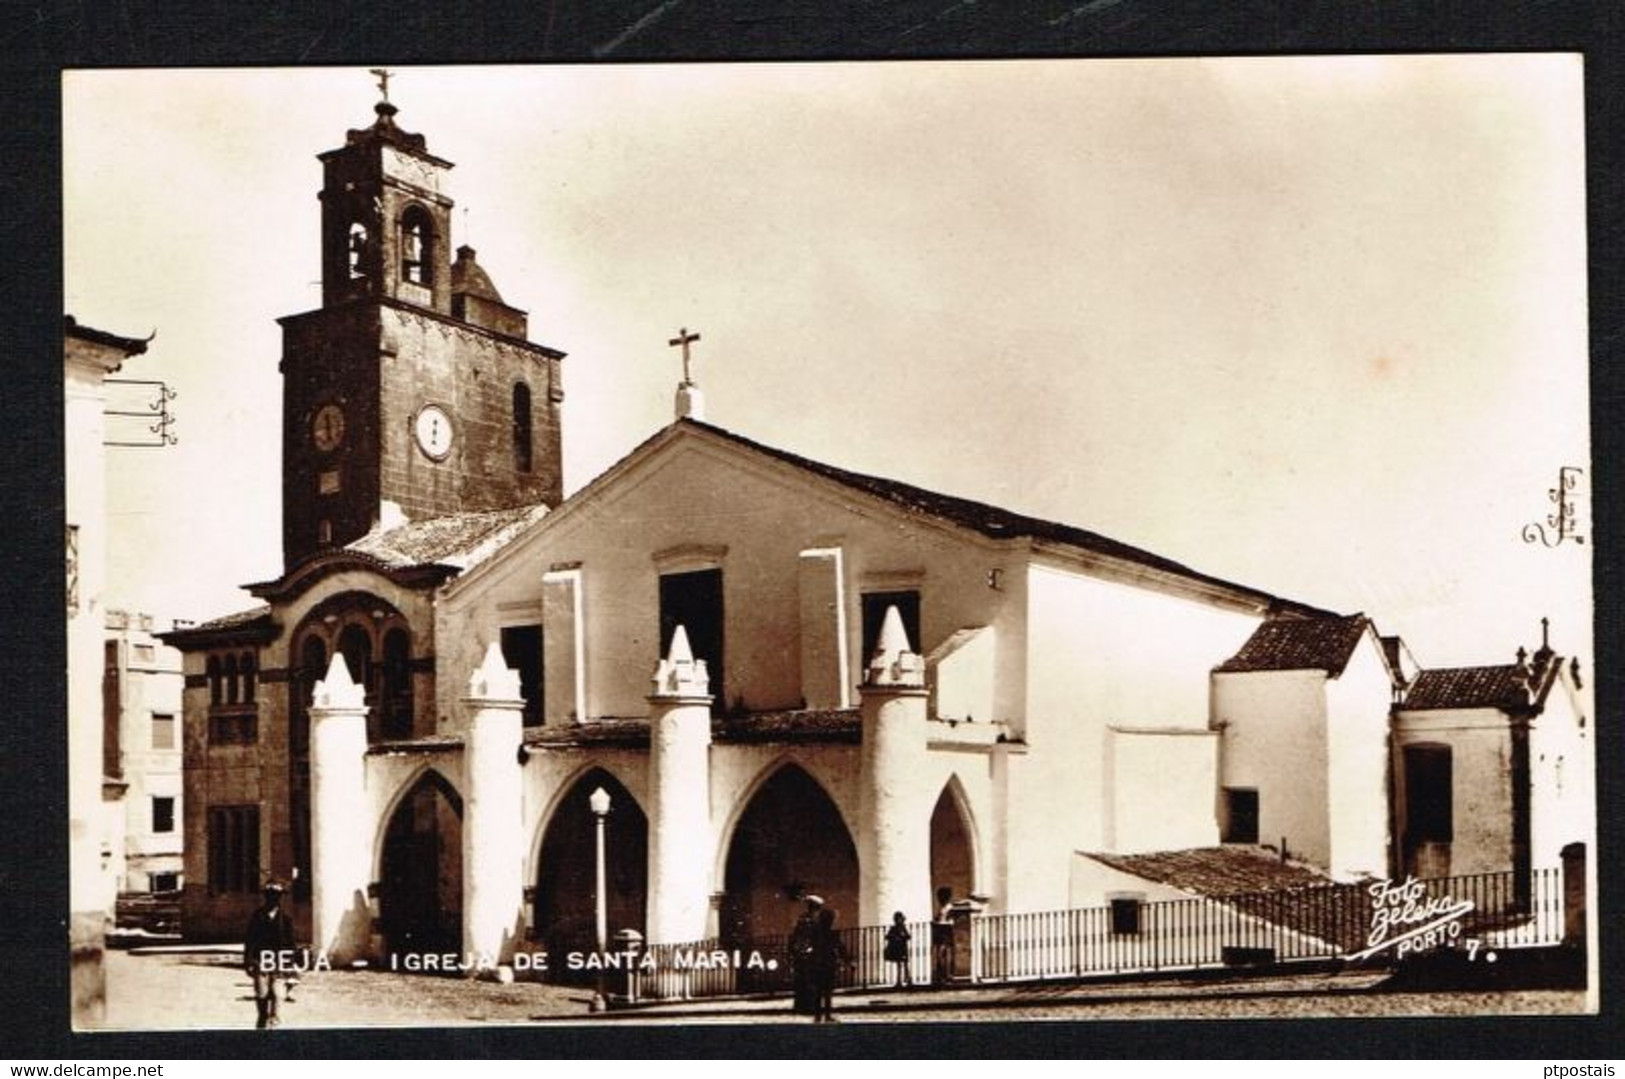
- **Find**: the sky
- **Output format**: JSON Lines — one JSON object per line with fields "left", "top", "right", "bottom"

{"left": 63, "top": 58, "right": 1591, "bottom": 671}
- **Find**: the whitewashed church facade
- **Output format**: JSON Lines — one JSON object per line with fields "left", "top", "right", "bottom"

{"left": 163, "top": 98, "right": 1592, "bottom": 967}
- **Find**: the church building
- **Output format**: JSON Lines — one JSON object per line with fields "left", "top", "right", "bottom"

{"left": 164, "top": 97, "right": 1591, "bottom": 969}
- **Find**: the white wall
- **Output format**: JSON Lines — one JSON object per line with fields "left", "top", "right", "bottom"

{"left": 1013, "top": 562, "right": 1262, "bottom": 912}
{"left": 1212, "top": 669, "right": 1329, "bottom": 866}
{"left": 1106, "top": 728, "right": 1220, "bottom": 854}
{"left": 1324, "top": 632, "right": 1396, "bottom": 878}
{"left": 1529, "top": 665, "right": 1593, "bottom": 868}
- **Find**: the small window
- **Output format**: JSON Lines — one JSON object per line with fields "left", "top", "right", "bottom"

{"left": 659, "top": 568, "right": 725, "bottom": 713}
{"left": 401, "top": 207, "right": 433, "bottom": 285}
{"left": 862, "top": 590, "right": 922, "bottom": 661}
{"left": 150, "top": 872, "right": 179, "bottom": 893}
{"left": 348, "top": 221, "right": 370, "bottom": 278}
{"left": 501, "top": 624, "right": 544, "bottom": 727}
{"left": 1222, "top": 788, "right": 1260, "bottom": 844}
{"left": 151, "top": 713, "right": 176, "bottom": 750}
{"left": 1110, "top": 895, "right": 1143, "bottom": 936}
{"left": 133, "top": 643, "right": 155, "bottom": 664}
{"left": 152, "top": 796, "right": 176, "bottom": 834}
{"left": 209, "top": 712, "right": 258, "bottom": 746}
{"left": 512, "top": 382, "right": 533, "bottom": 473}
{"left": 207, "top": 805, "right": 260, "bottom": 894}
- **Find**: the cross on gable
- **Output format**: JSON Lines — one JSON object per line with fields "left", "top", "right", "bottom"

{"left": 668, "top": 327, "right": 702, "bottom": 385}
{"left": 370, "top": 68, "right": 395, "bottom": 103}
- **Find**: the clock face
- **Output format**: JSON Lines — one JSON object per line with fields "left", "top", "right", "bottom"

{"left": 413, "top": 404, "right": 454, "bottom": 460}
{"left": 311, "top": 403, "right": 346, "bottom": 453}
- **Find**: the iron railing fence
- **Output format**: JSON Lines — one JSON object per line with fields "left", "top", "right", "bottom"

{"left": 601, "top": 867, "right": 1566, "bottom": 1001}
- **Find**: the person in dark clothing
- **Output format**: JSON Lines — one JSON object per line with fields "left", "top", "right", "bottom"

{"left": 884, "top": 911, "right": 913, "bottom": 987}
{"left": 244, "top": 882, "right": 296, "bottom": 1029}
{"left": 788, "top": 895, "right": 823, "bottom": 1016}
{"left": 811, "top": 906, "right": 849, "bottom": 1023}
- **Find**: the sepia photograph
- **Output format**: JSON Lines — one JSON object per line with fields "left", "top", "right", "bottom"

{"left": 60, "top": 57, "right": 1595, "bottom": 1039}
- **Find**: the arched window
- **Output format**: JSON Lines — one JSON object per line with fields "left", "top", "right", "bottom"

{"left": 292, "top": 636, "right": 326, "bottom": 759}
{"left": 337, "top": 624, "right": 371, "bottom": 697}
{"left": 512, "top": 382, "right": 533, "bottom": 473}
{"left": 347, "top": 221, "right": 370, "bottom": 278}
{"left": 400, "top": 207, "right": 433, "bottom": 285}
{"left": 382, "top": 628, "right": 414, "bottom": 739}
{"left": 223, "top": 653, "right": 239, "bottom": 705}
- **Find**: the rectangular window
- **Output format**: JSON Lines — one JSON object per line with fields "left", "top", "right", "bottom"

{"left": 150, "top": 872, "right": 179, "bottom": 893}
{"left": 152, "top": 796, "right": 176, "bottom": 834}
{"left": 207, "top": 805, "right": 260, "bottom": 894}
{"left": 1221, "top": 787, "right": 1260, "bottom": 844}
{"left": 209, "top": 711, "right": 258, "bottom": 746}
{"left": 659, "top": 567, "right": 724, "bottom": 712}
{"left": 861, "top": 589, "right": 922, "bottom": 662}
{"left": 151, "top": 712, "right": 176, "bottom": 750}
{"left": 1404, "top": 745, "right": 1454, "bottom": 843}
{"left": 133, "top": 643, "right": 155, "bottom": 664}
{"left": 500, "top": 624, "right": 544, "bottom": 727}
{"left": 1109, "top": 895, "right": 1144, "bottom": 936}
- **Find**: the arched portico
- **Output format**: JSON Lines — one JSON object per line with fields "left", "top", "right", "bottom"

{"left": 719, "top": 761, "right": 860, "bottom": 946}
{"left": 930, "top": 776, "right": 979, "bottom": 908}
{"left": 531, "top": 766, "right": 648, "bottom": 974}
{"left": 375, "top": 768, "right": 463, "bottom": 961}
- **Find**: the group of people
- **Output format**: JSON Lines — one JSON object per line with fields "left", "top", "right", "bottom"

{"left": 790, "top": 886, "right": 960, "bottom": 1021}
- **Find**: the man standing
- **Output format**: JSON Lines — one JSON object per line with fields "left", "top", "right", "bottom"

{"left": 244, "top": 882, "right": 296, "bottom": 1029}
{"left": 788, "top": 894, "right": 823, "bottom": 1017}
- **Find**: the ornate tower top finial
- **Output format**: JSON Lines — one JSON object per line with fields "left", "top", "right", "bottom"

{"left": 369, "top": 68, "right": 395, "bottom": 104}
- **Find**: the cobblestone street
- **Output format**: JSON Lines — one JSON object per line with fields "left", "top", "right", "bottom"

{"left": 92, "top": 949, "right": 1589, "bottom": 1032}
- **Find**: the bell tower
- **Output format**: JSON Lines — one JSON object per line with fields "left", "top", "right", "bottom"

{"left": 317, "top": 98, "right": 455, "bottom": 313}
{"left": 279, "top": 86, "right": 566, "bottom": 569}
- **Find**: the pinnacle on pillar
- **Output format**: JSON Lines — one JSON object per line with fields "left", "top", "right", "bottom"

{"left": 651, "top": 624, "right": 711, "bottom": 698}
{"left": 865, "top": 605, "right": 924, "bottom": 687}
{"left": 466, "top": 641, "right": 523, "bottom": 702}
{"left": 313, "top": 652, "right": 366, "bottom": 709}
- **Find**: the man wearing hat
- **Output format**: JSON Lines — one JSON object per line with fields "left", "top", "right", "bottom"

{"left": 244, "top": 882, "right": 296, "bottom": 1029}
{"left": 788, "top": 895, "right": 823, "bottom": 1016}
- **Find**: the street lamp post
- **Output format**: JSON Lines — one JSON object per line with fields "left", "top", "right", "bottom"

{"left": 589, "top": 785, "right": 611, "bottom": 1012}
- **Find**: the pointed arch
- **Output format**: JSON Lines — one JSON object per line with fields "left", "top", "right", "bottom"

{"left": 531, "top": 765, "right": 648, "bottom": 976}
{"left": 375, "top": 767, "right": 463, "bottom": 959}
{"left": 718, "top": 759, "right": 859, "bottom": 947}
{"left": 930, "top": 773, "right": 979, "bottom": 907}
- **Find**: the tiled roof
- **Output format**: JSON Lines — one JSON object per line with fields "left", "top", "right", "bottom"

{"left": 665, "top": 421, "right": 1323, "bottom": 615}
{"left": 186, "top": 604, "right": 274, "bottom": 632}
{"left": 520, "top": 709, "right": 864, "bottom": 749}
{"left": 1082, "top": 847, "right": 1336, "bottom": 896}
{"left": 1213, "top": 614, "right": 1369, "bottom": 676}
{"left": 345, "top": 503, "right": 547, "bottom": 570}
{"left": 1403, "top": 665, "right": 1533, "bottom": 711}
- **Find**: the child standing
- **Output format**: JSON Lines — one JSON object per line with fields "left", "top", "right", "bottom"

{"left": 884, "top": 911, "right": 913, "bottom": 988}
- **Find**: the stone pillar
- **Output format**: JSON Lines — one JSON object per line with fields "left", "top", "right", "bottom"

{"left": 1560, "top": 841, "right": 1586, "bottom": 951}
{"left": 309, "top": 653, "right": 372, "bottom": 964}
{"left": 646, "top": 626, "right": 714, "bottom": 944}
{"left": 463, "top": 642, "right": 527, "bottom": 965}
{"left": 858, "top": 605, "right": 931, "bottom": 927}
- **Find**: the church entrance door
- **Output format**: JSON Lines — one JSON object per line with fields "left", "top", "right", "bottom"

{"left": 378, "top": 770, "right": 463, "bottom": 963}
